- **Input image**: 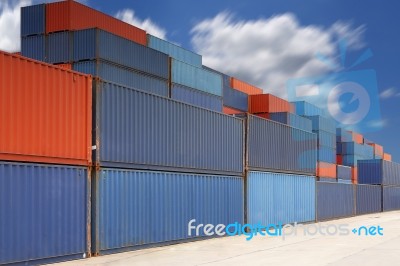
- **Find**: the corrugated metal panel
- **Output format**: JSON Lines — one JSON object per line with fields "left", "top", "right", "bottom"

{"left": 92, "top": 169, "right": 243, "bottom": 254}
{"left": 223, "top": 106, "right": 244, "bottom": 115}
{"left": 337, "top": 165, "right": 352, "bottom": 180}
{"left": 171, "top": 59, "right": 223, "bottom": 96}
{"left": 343, "top": 154, "right": 373, "bottom": 167}
{"left": 269, "top": 112, "right": 312, "bottom": 132}
{"left": 305, "top": 115, "right": 336, "bottom": 133}
{"left": 339, "top": 142, "right": 374, "bottom": 157}
{"left": 247, "top": 114, "right": 317, "bottom": 175}
{"left": 336, "top": 128, "right": 352, "bottom": 142}
{"left": 356, "top": 184, "right": 381, "bottom": 215}
{"left": 171, "top": 83, "right": 223, "bottom": 112}
{"left": 0, "top": 51, "right": 92, "bottom": 166}
{"left": 368, "top": 143, "right": 384, "bottom": 158}
{"left": 202, "top": 66, "right": 231, "bottom": 88}
{"left": 292, "top": 101, "right": 325, "bottom": 116}
{"left": 223, "top": 86, "right": 248, "bottom": 112}
{"left": 317, "top": 162, "right": 336, "bottom": 178}
{"left": 314, "top": 130, "right": 336, "bottom": 148}
{"left": 338, "top": 179, "right": 352, "bottom": 184}
{"left": 249, "top": 94, "right": 294, "bottom": 113}
{"left": 94, "top": 81, "right": 244, "bottom": 175}
{"left": 318, "top": 177, "right": 337, "bottom": 182}
{"left": 358, "top": 160, "right": 400, "bottom": 186}
{"left": 0, "top": 162, "right": 89, "bottom": 265}
{"left": 317, "top": 146, "right": 336, "bottom": 163}
{"left": 230, "top": 77, "right": 263, "bottom": 95}
{"left": 21, "top": 4, "right": 46, "bottom": 37}
{"left": 147, "top": 34, "right": 202, "bottom": 67}
{"left": 247, "top": 171, "right": 316, "bottom": 225}
{"left": 383, "top": 186, "right": 400, "bottom": 211}
{"left": 73, "top": 60, "right": 168, "bottom": 97}
{"left": 316, "top": 182, "right": 355, "bottom": 221}
{"left": 48, "top": 31, "right": 72, "bottom": 63}
{"left": 21, "top": 35, "right": 46, "bottom": 62}
{"left": 73, "top": 28, "right": 169, "bottom": 79}
{"left": 46, "top": 0, "right": 147, "bottom": 45}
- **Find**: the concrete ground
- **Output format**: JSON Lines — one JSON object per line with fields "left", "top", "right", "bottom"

{"left": 51, "top": 211, "right": 400, "bottom": 266}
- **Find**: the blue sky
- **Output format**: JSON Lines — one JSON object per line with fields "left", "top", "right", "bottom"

{"left": 1, "top": 0, "right": 399, "bottom": 161}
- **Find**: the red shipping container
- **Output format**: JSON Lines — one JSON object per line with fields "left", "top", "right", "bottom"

{"left": 249, "top": 94, "right": 295, "bottom": 114}
{"left": 46, "top": 0, "right": 147, "bottom": 45}
{"left": 0, "top": 51, "right": 92, "bottom": 166}
{"left": 336, "top": 155, "right": 343, "bottom": 165}
{"left": 255, "top": 113, "right": 270, "bottom": 119}
{"left": 317, "top": 162, "right": 337, "bottom": 178}
{"left": 230, "top": 77, "right": 263, "bottom": 95}
{"left": 351, "top": 167, "right": 358, "bottom": 184}
{"left": 383, "top": 153, "right": 392, "bottom": 161}
{"left": 367, "top": 143, "right": 384, "bottom": 158}
{"left": 223, "top": 106, "right": 244, "bottom": 115}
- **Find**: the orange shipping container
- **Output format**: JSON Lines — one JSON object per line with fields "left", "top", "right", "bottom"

{"left": 223, "top": 106, "right": 244, "bottom": 115}
{"left": 249, "top": 94, "right": 295, "bottom": 114}
{"left": 317, "top": 162, "right": 337, "bottom": 178}
{"left": 383, "top": 153, "right": 392, "bottom": 161}
{"left": 55, "top": 63, "right": 72, "bottom": 70}
{"left": 0, "top": 51, "right": 92, "bottom": 166}
{"left": 348, "top": 131, "right": 363, "bottom": 144}
{"left": 367, "top": 143, "right": 384, "bottom": 158}
{"left": 46, "top": 0, "right": 147, "bottom": 45}
{"left": 230, "top": 77, "right": 263, "bottom": 95}
{"left": 351, "top": 167, "right": 358, "bottom": 184}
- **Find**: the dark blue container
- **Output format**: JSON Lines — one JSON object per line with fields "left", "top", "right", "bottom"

{"left": 269, "top": 112, "right": 312, "bottom": 132}
{"left": 314, "top": 130, "right": 336, "bottom": 148}
{"left": 73, "top": 60, "right": 168, "bottom": 97}
{"left": 94, "top": 81, "right": 244, "bottom": 175}
{"left": 92, "top": 168, "right": 243, "bottom": 255}
{"left": 336, "top": 128, "right": 352, "bottom": 142}
{"left": 73, "top": 28, "right": 169, "bottom": 79}
{"left": 21, "top": 35, "right": 46, "bottom": 62}
{"left": 358, "top": 160, "right": 400, "bottom": 186}
{"left": 383, "top": 186, "right": 400, "bottom": 211}
{"left": 337, "top": 165, "right": 352, "bottom": 181}
{"left": 21, "top": 4, "right": 45, "bottom": 37}
{"left": 48, "top": 32, "right": 72, "bottom": 64}
{"left": 316, "top": 182, "right": 355, "bottom": 221}
{"left": 171, "top": 83, "right": 223, "bottom": 112}
{"left": 317, "top": 146, "right": 336, "bottom": 163}
{"left": 305, "top": 115, "right": 336, "bottom": 133}
{"left": 223, "top": 86, "right": 248, "bottom": 112}
{"left": 246, "top": 115, "right": 317, "bottom": 175}
{"left": 343, "top": 154, "right": 371, "bottom": 167}
{"left": 0, "top": 162, "right": 89, "bottom": 265}
{"left": 356, "top": 184, "right": 382, "bottom": 215}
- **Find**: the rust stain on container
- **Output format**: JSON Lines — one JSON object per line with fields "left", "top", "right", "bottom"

{"left": 230, "top": 77, "right": 263, "bottom": 95}
{"left": 0, "top": 51, "right": 92, "bottom": 166}
{"left": 46, "top": 0, "right": 146, "bottom": 45}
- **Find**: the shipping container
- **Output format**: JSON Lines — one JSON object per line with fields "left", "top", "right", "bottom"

{"left": 21, "top": 4, "right": 46, "bottom": 37}
{"left": 337, "top": 155, "right": 343, "bottom": 165}
{"left": 318, "top": 177, "right": 337, "bottom": 182}
{"left": 338, "top": 142, "right": 374, "bottom": 157}
{"left": 73, "top": 28, "right": 169, "bottom": 79}
{"left": 356, "top": 184, "right": 382, "bottom": 215}
{"left": 230, "top": 77, "right": 263, "bottom": 95}
{"left": 46, "top": 0, "right": 146, "bottom": 45}
{"left": 92, "top": 169, "right": 243, "bottom": 255}
{"left": 255, "top": 113, "right": 270, "bottom": 119}
{"left": 73, "top": 60, "right": 168, "bottom": 97}
{"left": 55, "top": 63, "right": 72, "bottom": 70}
{"left": 93, "top": 81, "right": 244, "bottom": 175}
{"left": 384, "top": 153, "right": 392, "bottom": 161}
{"left": 338, "top": 179, "right": 352, "bottom": 184}
{"left": 337, "top": 165, "right": 352, "bottom": 181}
{"left": 291, "top": 101, "right": 325, "bottom": 116}
{"left": 171, "top": 59, "right": 223, "bottom": 96}
{"left": 223, "top": 86, "right": 248, "bottom": 112}
{"left": 336, "top": 128, "right": 352, "bottom": 142}
{"left": 203, "top": 66, "right": 231, "bottom": 88}
{"left": 147, "top": 34, "right": 202, "bottom": 67}
{"left": 249, "top": 94, "right": 294, "bottom": 114}
{"left": 352, "top": 167, "right": 358, "bottom": 184}
{"left": 246, "top": 114, "right": 317, "bottom": 175}
{"left": 305, "top": 115, "right": 336, "bottom": 133}
{"left": 317, "top": 162, "right": 336, "bottom": 178}
{"left": 48, "top": 31, "right": 72, "bottom": 63}
{"left": 314, "top": 131, "right": 336, "bottom": 148}
{"left": 367, "top": 143, "right": 384, "bottom": 159}
{"left": 349, "top": 131, "right": 364, "bottom": 144}
{"left": 223, "top": 106, "right": 244, "bottom": 115}
{"left": 21, "top": 35, "right": 46, "bottom": 62}
{"left": 0, "top": 51, "right": 92, "bottom": 166}
{"left": 382, "top": 186, "right": 400, "bottom": 211}
{"left": 0, "top": 162, "right": 90, "bottom": 265}
{"left": 247, "top": 171, "right": 316, "bottom": 225}
{"left": 269, "top": 112, "right": 312, "bottom": 132}
{"left": 316, "top": 182, "right": 355, "bottom": 221}
{"left": 343, "top": 154, "right": 372, "bottom": 167}
{"left": 358, "top": 160, "right": 400, "bottom": 186}
{"left": 171, "top": 83, "right": 223, "bottom": 112}
{"left": 317, "top": 146, "right": 336, "bottom": 163}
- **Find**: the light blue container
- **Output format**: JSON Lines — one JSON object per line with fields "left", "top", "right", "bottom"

{"left": 317, "top": 146, "right": 336, "bottom": 163}
{"left": 339, "top": 142, "right": 374, "bottom": 157}
{"left": 92, "top": 169, "right": 244, "bottom": 255}
{"left": 269, "top": 112, "right": 312, "bottom": 132}
{"left": 313, "top": 130, "right": 336, "bottom": 148}
{"left": 305, "top": 115, "right": 336, "bottom": 133}
{"left": 147, "top": 34, "right": 202, "bottom": 67}
{"left": 336, "top": 128, "right": 352, "bottom": 142}
{"left": 171, "top": 59, "right": 223, "bottom": 96}
{"left": 247, "top": 171, "right": 316, "bottom": 225}
{"left": 291, "top": 101, "right": 325, "bottom": 116}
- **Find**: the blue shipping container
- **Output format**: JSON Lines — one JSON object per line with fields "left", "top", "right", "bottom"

{"left": 337, "top": 165, "right": 352, "bottom": 181}
{"left": 383, "top": 186, "right": 400, "bottom": 211}
{"left": 343, "top": 154, "right": 371, "bottom": 167}
{"left": 317, "top": 182, "right": 355, "bottom": 221}
{"left": 0, "top": 162, "right": 89, "bottom": 265}
{"left": 73, "top": 28, "right": 169, "bottom": 79}
{"left": 305, "top": 115, "right": 336, "bottom": 133}
{"left": 73, "top": 60, "right": 169, "bottom": 97}
{"left": 356, "top": 184, "right": 382, "bottom": 215}
{"left": 21, "top": 4, "right": 45, "bottom": 37}
{"left": 246, "top": 115, "right": 317, "bottom": 175}
{"left": 94, "top": 81, "right": 244, "bottom": 175}
{"left": 317, "top": 146, "right": 336, "bottom": 163}
{"left": 314, "top": 130, "right": 336, "bottom": 148}
{"left": 358, "top": 160, "right": 400, "bottom": 186}
{"left": 92, "top": 169, "right": 243, "bottom": 254}
{"left": 223, "top": 86, "right": 248, "bottom": 112}
{"left": 48, "top": 31, "right": 72, "bottom": 63}
{"left": 21, "top": 35, "right": 46, "bottom": 62}
{"left": 171, "top": 83, "right": 223, "bottom": 112}
{"left": 336, "top": 128, "right": 352, "bottom": 142}
{"left": 171, "top": 59, "right": 223, "bottom": 96}
{"left": 202, "top": 66, "right": 230, "bottom": 88}
{"left": 269, "top": 112, "right": 312, "bottom": 132}
{"left": 147, "top": 34, "right": 202, "bottom": 67}
{"left": 247, "top": 171, "right": 316, "bottom": 225}
{"left": 339, "top": 142, "right": 374, "bottom": 157}
{"left": 291, "top": 101, "right": 325, "bottom": 117}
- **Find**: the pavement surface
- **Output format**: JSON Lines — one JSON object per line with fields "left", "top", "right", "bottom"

{"left": 50, "top": 211, "right": 400, "bottom": 266}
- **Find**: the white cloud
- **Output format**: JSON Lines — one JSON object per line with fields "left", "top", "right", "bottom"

{"left": 0, "top": 0, "right": 31, "bottom": 52}
{"left": 115, "top": 9, "right": 166, "bottom": 39}
{"left": 380, "top": 87, "right": 399, "bottom": 99}
{"left": 191, "top": 12, "right": 366, "bottom": 98}
{"left": 367, "top": 119, "right": 388, "bottom": 129}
